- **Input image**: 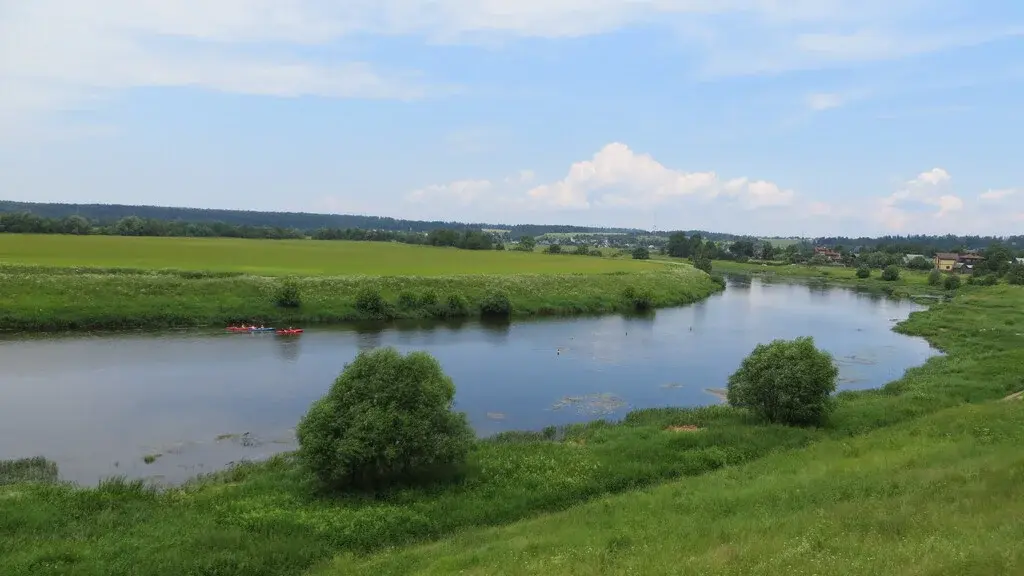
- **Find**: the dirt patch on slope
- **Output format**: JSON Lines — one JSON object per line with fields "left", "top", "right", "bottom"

{"left": 666, "top": 425, "right": 703, "bottom": 433}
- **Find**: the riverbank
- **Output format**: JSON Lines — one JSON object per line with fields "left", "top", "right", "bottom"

{"left": 2, "top": 285, "right": 1021, "bottom": 575}
{"left": 0, "top": 264, "right": 721, "bottom": 332}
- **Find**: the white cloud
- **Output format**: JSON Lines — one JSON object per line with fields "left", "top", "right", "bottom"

{"left": 806, "top": 92, "right": 845, "bottom": 111}
{"left": 405, "top": 150, "right": 1024, "bottom": 236}
{"left": 979, "top": 188, "right": 1016, "bottom": 201}
{"left": 405, "top": 142, "right": 809, "bottom": 232}
{"left": 524, "top": 143, "right": 795, "bottom": 210}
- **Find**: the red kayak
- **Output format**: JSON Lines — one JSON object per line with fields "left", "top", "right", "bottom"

{"left": 275, "top": 329, "right": 304, "bottom": 335}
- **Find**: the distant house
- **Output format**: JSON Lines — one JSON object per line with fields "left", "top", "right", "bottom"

{"left": 813, "top": 246, "right": 842, "bottom": 263}
{"left": 1016, "top": 257, "right": 1024, "bottom": 266}
{"left": 958, "top": 253, "right": 985, "bottom": 266}
{"left": 935, "top": 253, "right": 958, "bottom": 272}
{"left": 903, "top": 253, "right": 925, "bottom": 265}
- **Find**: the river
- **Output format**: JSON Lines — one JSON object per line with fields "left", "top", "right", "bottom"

{"left": 0, "top": 277, "right": 937, "bottom": 486}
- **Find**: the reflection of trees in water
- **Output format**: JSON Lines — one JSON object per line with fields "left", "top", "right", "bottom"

{"left": 273, "top": 335, "right": 301, "bottom": 363}
{"left": 353, "top": 323, "right": 384, "bottom": 353}
{"left": 726, "top": 276, "right": 752, "bottom": 290}
{"left": 479, "top": 317, "right": 511, "bottom": 344}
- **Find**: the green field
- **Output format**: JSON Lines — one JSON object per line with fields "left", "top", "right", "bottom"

{"left": 0, "top": 235, "right": 721, "bottom": 331}
{"left": 3, "top": 285, "right": 1022, "bottom": 575}
{"left": 0, "top": 235, "right": 652, "bottom": 276}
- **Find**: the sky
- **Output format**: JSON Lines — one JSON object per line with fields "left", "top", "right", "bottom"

{"left": 1, "top": 1, "right": 1023, "bottom": 237}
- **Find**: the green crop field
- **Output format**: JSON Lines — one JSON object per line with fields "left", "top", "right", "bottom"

{"left": 0, "top": 235, "right": 653, "bottom": 276}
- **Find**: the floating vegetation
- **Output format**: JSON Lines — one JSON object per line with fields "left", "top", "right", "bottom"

{"left": 550, "top": 393, "right": 626, "bottom": 416}
{"left": 214, "top": 432, "right": 263, "bottom": 447}
{"left": 0, "top": 456, "right": 59, "bottom": 485}
{"left": 142, "top": 453, "right": 162, "bottom": 464}
{"left": 485, "top": 412, "right": 506, "bottom": 421}
{"left": 660, "top": 382, "right": 686, "bottom": 389}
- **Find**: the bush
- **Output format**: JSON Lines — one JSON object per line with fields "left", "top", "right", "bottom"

{"left": 622, "top": 286, "right": 653, "bottom": 311}
{"left": 693, "top": 255, "right": 712, "bottom": 274}
{"left": 631, "top": 246, "right": 650, "bottom": 260}
{"left": 479, "top": 290, "right": 513, "bottom": 318}
{"left": 544, "top": 244, "right": 562, "bottom": 254}
{"left": 354, "top": 287, "right": 389, "bottom": 317}
{"left": 273, "top": 277, "right": 302, "bottom": 308}
{"left": 855, "top": 266, "right": 870, "bottom": 279}
{"left": 906, "top": 256, "right": 934, "bottom": 271}
{"left": 296, "top": 348, "right": 474, "bottom": 492}
{"left": 397, "top": 291, "right": 419, "bottom": 310}
{"left": 1007, "top": 264, "right": 1024, "bottom": 285}
{"left": 944, "top": 274, "right": 961, "bottom": 290}
{"left": 726, "top": 336, "right": 838, "bottom": 426}
{"left": 928, "top": 269, "right": 942, "bottom": 286}
{"left": 418, "top": 289, "right": 439, "bottom": 308}
{"left": 434, "top": 293, "right": 470, "bottom": 318}
{"left": 881, "top": 265, "right": 900, "bottom": 281}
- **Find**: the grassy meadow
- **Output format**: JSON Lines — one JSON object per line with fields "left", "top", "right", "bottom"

{"left": 2, "top": 284, "right": 1023, "bottom": 575}
{"left": 0, "top": 234, "right": 651, "bottom": 276}
{"left": 0, "top": 235, "right": 721, "bottom": 331}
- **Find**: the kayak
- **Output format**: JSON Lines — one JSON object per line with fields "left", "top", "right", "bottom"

{"left": 226, "top": 326, "right": 275, "bottom": 332}
{"left": 275, "top": 329, "right": 304, "bottom": 335}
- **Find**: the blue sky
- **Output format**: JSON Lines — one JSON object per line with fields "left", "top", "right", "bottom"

{"left": 1, "top": 0, "right": 1023, "bottom": 236}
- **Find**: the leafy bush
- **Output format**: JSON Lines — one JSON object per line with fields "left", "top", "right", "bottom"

{"left": 928, "top": 269, "right": 942, "bottom": 286}
{"left": 544, "top": 244, "right": 562, "bottom": 254}
{"left": 855, "top": 266, "right": 870, "bottom": 279}
{"left": 273, "top": 277, "right": 302, "bottom": 308}
{"left": 693, "top": 255, "right": 712, "bottom": 274}
{"left": 622, "top": 286, "right": 653, "bottom": 311}
{"left": 631, "top": 246, "right": 650, "bottom": 260}
{"left": 906, "top": 256, "right": 934, "bottom": 270}
{"left": 944, "top": 274, "right": 961, "bottom": 290}
{"left": 479, "top": 290, "right": 513, "bottom": 318}
{"left": 1007, "top": 264, "right": 1024, "bottom": 285}
{"left": 354, "top": 287, "right": 389, "bottom": 317}
{"left": 726, "top": 336, "right": 838, "bottom": 426}
{"left": 881, "top": 265, "right": 900, "bottom": 281}
{"left": 433, "top": 293, "right": 470, "bottom": 318}
{"left": 418, "top": 289, "right": 439, "bottom": 308}
{"left": 296, "top": 348, "right": 474, "bottom": 492}
{"left": 397, "top": 290, "right": 419, "bottom": 310}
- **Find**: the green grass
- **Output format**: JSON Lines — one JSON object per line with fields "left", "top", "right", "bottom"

{"left": 0, "top": 235, "right": 654, "bottom": 276}
{"left": 3, "top": 285, "right": 1023, "bottom": 575}
{"left": 0, "top": 264, "right": 719, "bottom": 331}
{"left": 324, "top": 400, "right": 1024, "bottom": 576}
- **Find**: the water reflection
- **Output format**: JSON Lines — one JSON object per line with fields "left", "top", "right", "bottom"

{"left": 0, "top": 279, "right": 938, "bottom": 486}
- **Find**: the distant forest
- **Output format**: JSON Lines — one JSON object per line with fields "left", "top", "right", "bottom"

{"left": 0, "top": 201, "right": 640, "bottom": 239}
{"left": 0, "top": 200, "right": 1018, "bottom": 250}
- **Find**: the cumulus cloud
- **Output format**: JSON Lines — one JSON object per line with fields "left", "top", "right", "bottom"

{"left": 405, "top": 142, "right": 813, "bottom": 233}
{"left": 524, "top": 143, "right": 795, "bottom": 211}
{"left": 405, "top": 148, "right": 1023, "bottom": 236}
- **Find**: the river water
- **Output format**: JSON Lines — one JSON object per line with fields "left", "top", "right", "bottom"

{"left": 0, "top": 277, "right": 937, "bottom": 486}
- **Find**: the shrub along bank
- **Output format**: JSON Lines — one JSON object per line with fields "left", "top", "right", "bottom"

{"left": 2, "top": 286, "right": 1022, "bottom": 575}
{"left": 0, "top": 264, "right": 722, "bottom": 332}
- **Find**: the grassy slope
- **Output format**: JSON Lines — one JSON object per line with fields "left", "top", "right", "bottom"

{"left": 709, "top": 259, "right": 932, "bottom": 288}
{"left": 0, "top": 265, "right": 718, "bottom": 331}
{"left": 0, "top": 235, "right": 651, "bottom": 276}
{"left": 326, "top": 400, "right": 1024, "bottom": 576}
{"left": 2, "top": 286, "right": 1022, "bottom": 575}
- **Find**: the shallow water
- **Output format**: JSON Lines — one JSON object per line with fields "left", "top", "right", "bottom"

{"left": 0, "top": 277, "right": 937, "bottom": 485}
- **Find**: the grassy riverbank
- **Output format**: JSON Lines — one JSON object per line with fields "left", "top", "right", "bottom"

{"left": 710, "top": 259, "right": 931, "bottom": 287}
{"left": 2, "top": 286, "right": 1022, "bottom": 575}
{"left": 0, "top": 262, "right": 720, "bottom": 332}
